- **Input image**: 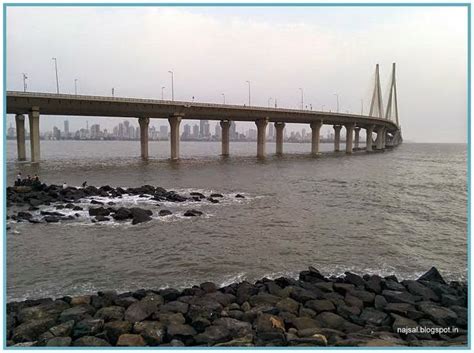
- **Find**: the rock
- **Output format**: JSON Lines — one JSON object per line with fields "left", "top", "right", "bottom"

{"left": 210, "top": 193, "right": 224, "bottom": 198}
{"left": 382, "top": 290, "right": 418, "bottom": 305}
{"left": 384, "top": 280, "right": 406, "bottom": 291}
{"left": 59, "top": 304, "right": 96, "bottom": 323}
{"left": 133, "top": 321, "right": 164, "bottom": 345}
{"left": 112, "top": 207, "right": 132, "bottom": 220}
{"left": 130, "top": 208, "right": 153, "bottom": 225}
{"left": 235, "top": 194, "right": 245, "bottom": 198}
{"left": 359, "top": 308, "right": 389, "bottom": 326}
{"left": 441, "top": 294, "right": 466, "bottom": 307}
{"left": 160, "top": 288, "right": 181, "bottom": 302}
{"left": 72, "top": 206, "right": 83, "bottom": 211}
{"left": 48, "top": 320, "right": 75, "bottom": 337}
{"left": 418, "top": 267, "right": 446, "bottom": 284}
{"left": 117, "top": 333, "right": 146, "bottom": 346}
{"left": 344, "top": 294, "right": 364, "bottom": 310}
{"left": 291, "top": 317, "right": 320, "bottom": 330}
{"left": 104, "top": 321, "right": 132, "bottom": 344}
{"left": 314, "top": 312, "right": 346, "bottom": 331}
{"left": 183, "top": 209, "right": 203, "bottom": 217}
{"left": 72, "top": 318, "right": 104, "bottom": 338}
{"left": 167, "top": 323, "right": 197, "bottom": 338}
{"left": 208, "top": 198, "right": 219, "bottom": 203}
{"left": 94, "top": 306, "right": 125, "bottom": 322}
{"left": 418, "top": 303, "right": 458, "bottom": 326}
{"left": 236, "top": 282, "right": 258, "bottom": 305}
{"left": 114, "top": 295, "right": 138, "bottom": 308}
{"left": 305, "top": 299, "right": 335, "bottom": 313}
{"left": 70, "top": 295, "right": 91, "bottom": 306}
{"left": 290, "top": 287, "right": 319, "bottom": 303}
{"left": 344, "top": 272, "right": 365, "bottom": 287}
{"left": 18, "top": 300, "right": 69, "bottom": 323}
{"left": 160, "top": 301, "right": 189, "bottom": 314}
{"left": 383, "top": 303, "right": 416, "bottom": 316}
{"left": 88, "top": 207, "right": 110, "bottom": 217}
{"left": 299, "top": 267, "right": 326, "bottom": 283}
{"left": 402, "top": 280, "right": 439, "bottom": 301}
{"left": 276, "top": 298, "right": 300, "bottom": 314}
{"left": 347, "top": 289, "right": 375, "bottom": 305}
{"left": 46, "top": 337, "right": 72, "bottom": 346}
{"left": 94, "top": 215, "right": 110, "bottom": 222}
{"left": 365, "top": 275, "right": 383, "bottom": 294}
{"left": 13, "top": 318, "right": 56, "bottom": 342}
{"left": 249, "top": 293, "right": 280, "bottom": 307}
{"left": 90, "top": 199, "right": 104, "bottom": 205}
{"left": 256, "top": 313, "right": 285, "bottom": 334}
{"left": 44, "top": 216, "right": 60, "bottom": 223}
{"left": 334, "top": 283, "right": 355, "bottom": 295}
{"left": 155, "top": 312, "right": 185, "bottom": 326}
{"left": 200, "top": 282, "right": 217, "bottom": 293}
{"left": 190, "top": 192, "right": 205, "bottom": 198}
{"left": 158, "top": 210, "right": 172, "bottom": 216}
{"left": 336, "top": 303, "right": 360, "bottom": 319}
{"left": 17, "top": 211, "right": 33, "bottom": 220}
{"left": 213, "top": 317, "right": 253, "bottom": 338}
{"left": 125, "top": 295, "right": 162, "bottom": 322}
{"left": 195, "top": 325, "right": 231, "bottom": 344}
{"left": 73, "top": 336, "right": 111, "bottom": 347}
{"left": 374, "top": 295, "right": 388, "bottom": 310}
{"left": 215, "top": 335, "right": 254, "bottom": 346}
{"left": 391, "top": 313, "right": 419, "bottom": 335}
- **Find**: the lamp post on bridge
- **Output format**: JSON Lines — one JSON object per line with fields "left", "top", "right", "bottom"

{"left": 22, "top": 73, "right": 28, "bottom": 92}
{"left": 299, "top": 88, "right": 304, "bottom": 110}
{"left": 334, "top": 93, "right": 339, "bottom": 113}
{"left": 52, "top": 57, "right": 60, "bottom": 94}
{"left": 112, "top": 88, "right": 115, "bottom": 97}
{"left": 246, "top": 80, "right": 251, "bottom": 106}
{"left": 168, "top": 70, "right": 174, "bottom": 101}
{"left": 161, "top": 86, "right": 165, "bottom": 100}
{"left": 222, "top": 93, "right": 226, "bottom": 104}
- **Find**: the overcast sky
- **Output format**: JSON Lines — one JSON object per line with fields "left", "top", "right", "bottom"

{"left": 6, "top": 6, "right": 468, "bottom": 142}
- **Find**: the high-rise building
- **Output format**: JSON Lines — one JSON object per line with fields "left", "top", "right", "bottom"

{"left": 90, "top": 124, "right": 101, "bottom": 139}
{"left": 214, "top": 123, "right": 221, "bottom": 139}
{"left": 64, "top": 120, "right": 70, "bottom": 139}
{"left": 52, "top": 126, "right": 61, "bottom": 140}
{"left": 7, "top": 124, "right": 15, "bottom": 139}
{"left": 192, "top": 124, "right": 199, "bottom": 138}
{"left": 183, "top": 124, "right": 191, "bottom": 138}
{"left": 199, "top": 120, "right": 209, "bottom": 138}
{"left": 268, "top": 123, "right": 275, "bottom": 140}
{"left": 159, "top": 125, "right": 168, "bottom": 140}
{"left": 230, "top": 121, "right": 237, "bottom": 140}
{"left": 247, "top": 128, "right": 257, "bottom": 140}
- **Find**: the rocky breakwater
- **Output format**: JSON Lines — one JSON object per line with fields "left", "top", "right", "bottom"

{"left": 7, "top": 184, "right": 245, "bottom": 225}
{"left": 7, "top": 267, "right": 467, "bottom": 347}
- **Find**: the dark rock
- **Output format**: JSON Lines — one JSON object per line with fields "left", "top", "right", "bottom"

{"left": 383, "top": 303, "right": 416, "bottom": 316}
{"left": 160, "top": 288, "right": 181, "bottom": 302}
{"left": 384, "top": 280, "right": 406, "bottom": 291}
{"left": 210, "top": 193, "right": 224, "bottom": 198}
{"left": 125, "top": 294, "right": 162, "bottom": 322}
{"left": 208, "top": 198, "right": 219, "bottom": 204}
{"left": 117, "top": 333, "right": 146, "bottom": 346}
{"left": 46, "top": 337, "right": 72, "bottom": 346}
{"left": 249, "top": 293, "right": 280, "bottom": 307}
{"left": 441, "top": 294, "right": 466, "bottom": 307}
{"left": 306, "top": 299, "right": 335, "bottom": 313}
{"left": 72, "top": 318, "right": 104, "bottom": 338}
{"left": 90, "top": 199, "right": 104, "bottom": 205}
{"left": 290, "top": 287, "right": 319, "bottom": 303}
{"left": 374, "top": 295, "right": 388, "bottom": 310}
{"left": 72, "top": 206, "right": 83, "bottom": 211}
{"left": 402, "top": 280, "right": 439, "bottom": 301}
{"left": 130, "top": 208, "right": 153, "bottom": 225}
{"left": 112, "top": 207, "right": 133, "bottom": 220}
{"left": 200, "top": 282, "right": 217, "bottom": 293}
{"left": 94, "top": 306, "right": 125, "bottom": 322}
{"left": 336, "top": 303, "right": 360, "bottom": 319}
{"left": 88, "top": 207, "right": 110, "bottom": 217}
{"left": 48, "top": 320, "right": 75, "bottom": 337}
{"left": 236, "top": 282, "right": 258, "bottom": 305}
{"left": 213, "top": 317, "right": 252, "bottom": 338}
{"left": 13, "top": 318, "right": 56, "bottom": 342}
{"left": 73, "top": 336, "right": 111, "bottom": 347}
{"left": 17, "top": 211, "right": 33, "bottom": 220}
{"left": 59, "top": 304, "right": 96, "bottom": 323}
{"left": 276, "top": 297, "right": 300, "bottom": 314}
{"left": 160, "top": 301, "right": 189, "bottom": 314}
{"left": 183, "top": 209, "right": 203, "bottom": 217}
{"left": 44, "top": 216, "right": 60, "bottom": 223}
{"left": 133, "top": 321, "right": 164, "bottom": 345}
{"left": 391, "top": 313, "right": 419, "bottom": 334}
{"left": 347, "top": 289, "right": 375, "bottom": 305}
{"left": 334, "top": 283, "right": 355, "bottom": 295}
{"left": 94, "top": 215, "right": 110, "bottom": 222}
{"left": 418, "top": 267, "right": 446, "bottom": 284}
{"left": 190, "top": 317, "right": 211, "bottom": 333}
{"left": 382, "top": 290, "right": 418, "bottom": 305}
{"left": 167, "top": 323, "right": 197, "bottom": 338}
{"left": 417, "top": 302, "right": 458, "bottom": 326}
{"left": 344, "top": 272, "right": 365, "bottom": 287}
{"left": 235, "top": 194, "right": 245, "bottom": 198}
{"left": 104, "top": 320, "right": 132, "bottom": 345}
{"left": 195, "top": 325, "right": 231, "bottom": 344}
{"left": 359, "top": 308, "right": 389, "bottom": 326}
{"left": 365, "top": 275, "right": 383, "bottom": 294}
{"left": 18, "top": 300, "right": 69, "bottom": 323}
{"left": 292, "top": 317, "right": 320, "bottom": 330}
{"left": 314, "top": 312, "right": 345, "bottom": 330}
{"left": 158, "top": 210, "right": 172, "bottom": 216}
{"left": 155, "top": 312, "right": 185, "bottom": 326}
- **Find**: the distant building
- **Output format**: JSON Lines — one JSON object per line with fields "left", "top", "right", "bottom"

{"left": 182, "top": 124, "right": 191, "bottom": 139}
{"left": 214, "top": 123, "right": 221, "bottom": 139}
{"left": 192, "top": 124, "right": 199, "bottom": 138}
{"left": 159, "top": 125, "right": 168, "bottom": 140}
{"left": 64, "top": 120, "right": 70, "bottom": 139}
{"left": 90, "top": 124, "right": 101, "bottom": 139}
{"left": 7, "top": 124, "right": 15, "bottom": 139}
{"left": 268, "top": 123, "right": 275, "bottom": 141}
{"left": 52, "top": 126, "right": 61, "bottom": 140}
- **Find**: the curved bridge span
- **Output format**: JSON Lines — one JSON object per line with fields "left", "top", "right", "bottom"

{"left": 6, "top": 65, "right": 402, "bottom": 162}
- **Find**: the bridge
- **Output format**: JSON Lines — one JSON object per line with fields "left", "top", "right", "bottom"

{"left": 7, "top": 63, "right": 402, "bottom": 162}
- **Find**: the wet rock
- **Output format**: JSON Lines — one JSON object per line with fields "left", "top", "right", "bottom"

{"left": 359, "top": 308, "right": 389, "bottom": 326}
{"left": 306, "top": 299, "right": 335, "bottom": 313}
{"left": 347, "top": 289, "right": 375, "bottom": 305}
{"left": 418, "top": 267, "right": 446, "bottom": 284}
{"left": 208, "top": 198, "right": 219, "bottom": 203}
{"left": 183, "top": 209, "right": 203, "bottom": 217}
{"left": 160, "top": 301, "right": 189, "bottom": 314}
{"left": 336, "top": 303, "right": 360, "bottom": 319}
{"left": 418, "top": 302, "right": 458, "bottom": 326}
{"left": 114, "top": 295, "right": 138, "bottom": 308}
{"left": 94, "top": 215, "right": 110, "bottom": 222}
{"left": 90, "top": 199, "right": 104, "bottom": 205}
{"left": 48, "top": 320, "right": 74, "bottom": 337}
{"left": 133, "top": 321, "right": 164, "bottom": 345}
{"left": 155, "top": 312, "right": 185, "bottom": 326}
{"left": 112, "top": 207, "right": 132, "bottom": 220}
{"left": 276, "top": 297, "right": 300, "bottom": 314}
{"left": 160, "top": 288, "right": 181, "bottom": 302}
{"left": 72, "top": 206, "right": 83, "bottom": 211}
{"left": 73, "top": 336, "right": 111, "bottom": 347}
{"left": 235, "top": 194, "right": 245, "bottom": 198}
{"left": 72, "top": 318, "right": 104, "bottom": 338}
{"left": 365, "top": 275, "right": 383, "bottom": 294}
{"left": 344, "top": 272, "right": 365, "bottom": 287}
{"left": 17, "top": 211, "right": 33, "bottom": 220}
{"left": 290, "top": 287, "right": 319, "bottom": 303}
{"left": 382, "top": 290, "right": 418, "bottom": 305}
{"left": 125, "top": 294, "right": 163, "bottom": 322}
{"left": 13, "top": 318, "right": 56, "bottom": 342}
{"left": 158, "top": 210, "right": 172, "bottom": 216}
{"left": 210, "top": 193, "right": 224, "bottom": 198}
{"left": 18, "top": 300, "right": 69, "bottom": 323}
{"left": 88, "top": 207, "right": 110, "bottom": 217}
{"left": 104, "top": 320, "right": 132, "bottom": 345}
{"left": 70, "top": 295, "right": 91, "bottom": 306}
{"left": 334, "top": 283, "right": 355, "bottom": 295}
{"left": 314, "top": 312, "right": 345, "bottom": 330}
{"left": 190, "top": 192, "right": 205, "bottom": 198}
{"left": 402, "top": 280, "right": 439, "bottom": 301}
{"left": 94, "top": 306, "right": 125, "bottom": 322}
{"left": 117, "top": 333, "right": 146, "bottom": 346}
{"left": 374, "top": 295, "right": 388, "bottom": 310}
{"left": 384, "top": 280, "right": 406, "bottom": 291}
{"left": 46, "top": 337, "right": 72, "bottom": 346}
{"left": 44, "top": 216, "right": 60, "bottom": 223}
{"left": 130, "top": 208, "right": 153, "bottom": 225}
{"left": 195, "top": 325, "right": 231, "bottom": 344}
{"left": 249, "top": 293, "right": 280, "bottom": 307}
{"left": 59, "top": 304, "right": 96, "bottom": 323}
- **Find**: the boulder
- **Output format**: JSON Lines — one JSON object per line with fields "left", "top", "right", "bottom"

{"left": 125, "top": 295, "right": 162, "bottom": 322}
{"left": 249, "top": 293, "right": 280, "bottom": 307}
{"left": 382, "top": 290, "right": 418, "bottom": 305}
{"left": 314, "top": 312, "right": 346, "bottom": 330}
{"left": 13, "top": 318, "right": 56, "bottom": 342}
{"left": 44, "top": 216, "right": 60, "bottom": 223}
{"left": 94, "top": 306, "right": 125, "bottom": 322}
{"left": 276, "top": 298, "right": 300, "bottom": 314}
{"left": 391, "top": 313, "right": 418, "bottom": 335}
{"left": 195, "top": 325, "right": 231, "bottom": 344}
{"left": 160, "top": 288, "right": 181, "bottom": 302}
{"left": 167, "top": 323, "right": 197, "bottom": 338}
{"left": 158, "top": 210, "right": 172, "bottom": 216}
{"left": 359, "top": 308, "right": 389, "bottom": 326}
{"left": 116, "top": 333, "right": 146, "bottom": 346}
{"left": 104, "top": 321, "right": 132, "bottom": 345}
{"left": 73, "top": 336, "right": 111, "bottom": 347}
{"left": 213, "top": 317, "right": 252, "bottom": 338}
{"left": 365, "top": 275, "right": 383, "bottom": 294}
{"left": 418, "top": 267, "right": 446, "bottom": 284}
{"left": 183, "top": 209, "right": 203, "bottom": 217}
{"left": 417, "top": 303, "right": 458, "bottom": 326}
{"left": 160, "top": 301, "right": 189, "bottom": 314}
{"left": 130, "top": 208, "right": 153, "bottom": 225}
{"left": 72, "top": 318, "right": 104, "bottom": 338}
{"left": 112, "top": 207, "right": 132, "bottom": 220}
{"left": 291, "top": 317, "right": 320, "bottom": 331}
{"left": 133, "top": 321, "right": 164, "bottom": 345}
{"left": 305, "top": 299, "right": 335, "bottom": 313}
{"left": 46, "top": 337, "right": 72, "bottom": 346}
{"left": 18, "top": 300, "right": 69, "bottom": 323}
{"left": 402, "top": 280, "right": 439, "bottom": 301}
{"left": 59, "top": 304, "right": 96, "bottom": 323}
{"left": 347, "top": 289, "right": 375, "bottom": 305}
{"left": 88, "top": 207, "right": 110, "bottom": 217}
{"left": 344, "top": 272, "right": 365, "bottom": 287}
{"left": 70, "top": 296, "right": 91, "bottom": 306}
{"left": 48, "top": 320, "right": 75, "bottom": 337}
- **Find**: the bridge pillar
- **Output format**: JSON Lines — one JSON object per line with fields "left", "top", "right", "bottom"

{"left": 354, "top": 127, "right": 361, "bottom": 149}
{"left": 345, "top": 123, "right": 355, "bottom": 154}
{"left": 366, "top": 125, "right": 375, "bottom": 152}
{"left": 333, "top": 125, "right": 342, "bottom": 152}
{"left": 220, "top": 120, "right": 231, "bottom": 156}
{"left": 275, "top": 122, "right": 285, "bottom": 155}
{"left": 138, "top": 117, "right": 149, "bottom": 160}
{"left": 168, "top": 115, "right": 182, "bottom": 160}
{"left": 310, "top": 120, "right": 323, "bottom": 155}
{"left": 375, "top": 126, "right": 385, "bottom": 150}
{"left": 256, "top": 118, "right": 268, "bottom": 158}
{"left": 15, "top": 114, "right": 26, "bottom": 161}
{"left": 28, "top": 108, "right": 40, "bottom": 163}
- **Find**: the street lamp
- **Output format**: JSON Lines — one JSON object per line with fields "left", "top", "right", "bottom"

{"left": 168, "top": 70, "right": 174, "bottom": 101}
{"left": 221, "top": 93, "right": 226, "bottom": 104}
{"left": 74, "top": 79, "right": 78, "bottom": 96}
{"left": 112, "top": 88, "right": 115, "bottom": 97}
{"left": 161, "top": 86, "right": 165, "bottom": 100}
{"left": 22, "top": 73, "right": 28, "bottom": 92}
{"left": 299, "top": 88, "right": 304, "bottom": 110}
{"left": 245, "top": 80, "right": 251, "bottom": 106}
{"left": 333, "top": 93, "right": 339, "bottom": 113}
{"left": 268, "top": 97, "right": 272, "bottom": 107}
{"left": 52, "top": 57, "right": 59, "bottom": 94}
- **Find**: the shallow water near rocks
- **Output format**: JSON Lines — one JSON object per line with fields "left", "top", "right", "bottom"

{"left": 6, "top": 141, "right": 467, "bottom": 301}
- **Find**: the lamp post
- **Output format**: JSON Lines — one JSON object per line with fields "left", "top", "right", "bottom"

{"left": 246, "top": 80, "right": 251, "bottom": 106}
{"left": 74, "top": 79, "right": 78, "bottom": 96}
{"left": 168, "top": 70, "right": 174, "bottom": 101}
{"left": 52, "top": 57, "right": 59, "bottom": 93}
{"left": 299, "top": 88, "right": 304, "bottom": 110}
{"left": 161, "top": 86, "right": 165, "bottom": 100}
{"left": 334, "top": 93, "right": 339, "bottom": 113}
{"left": 112, "top": 88, "right": 115, "bottom": 97}
{"left": 22, "top": 73, "right": 28, "bottom": 92}
{"left": 221, "top": 93, "right": 226, "bottom": 104}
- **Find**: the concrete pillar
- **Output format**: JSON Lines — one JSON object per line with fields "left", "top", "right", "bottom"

{"left": 168, "top": 115, "right": 181, "bottom": 160}
{"left": 256, "top": 118, "right": 268, "bottom": 158}
{"left": 15, "top": 114, "right": 26, "bottom": 161}
{"left": 274, "top": 122, "right": 285, "bottom": 155}
{"left": 138, "top": 117, "right": 149, "bottom": 160}
{"left": 366, "top": 125, "right": 375, "bottom": 152}
{"left": 354, "top": 127, "right": 361, "bottom": 149}
{"left": 220, "top": 120, "right": 231, "bottom": 156}
{"left": 375, "top": 126, "right": 385, "bottom": 150}
{"left": 28, "top": 108, "right": 40, "bottom": 163}
{"left": 333, "top": 125, "right": 342, "bottom": 152}
{"left": 310, "top": 120, "right": 323, "bottom": 155}
{"left": 345, "top": 123, "right": 355, "bottom": 154}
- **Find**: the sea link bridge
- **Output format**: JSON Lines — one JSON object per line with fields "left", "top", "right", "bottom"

{"left": 7, "top": 64, "right": 402, "bottom": 162}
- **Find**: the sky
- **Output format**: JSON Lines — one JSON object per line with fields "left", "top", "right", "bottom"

{"left": 6, "top": 5, "right": 468, "bottom": 142}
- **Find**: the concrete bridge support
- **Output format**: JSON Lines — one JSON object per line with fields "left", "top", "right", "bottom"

{"left": 28, "top": 108, "right": 40, "bottom": 163}
{"left": 366, "top": 125, "right": 375, "bottom": 152}
{"left": 354, "top": 127, "right": 361, "bottom": 149}
{"left": 168, "top": 115, "right": 182, "bottom": 160}
{"left": 333, "top": 125, "right": 342, "bottom": 152}
{"left": 256, "top": 118, "right": 268, "bottom": 158}
{"left": 220, "top": 120, "right": 231, "bottom": 156}
{"left": 15, "top": 114, "right": 26, "bottom": 161}
{"left": 138, "top": 117, "right": 149, "bottom": 160}
{"left": 275, "top": 122, "right": 285, "bottom": 155}
{"left": 375, "top": 126, "right": 385, "bottom": 150}
{"left": 310, "top": 120, "right": 322, "bottom": 155}
{"left": 345, "top": 123, "right": 355, "bottom": 154}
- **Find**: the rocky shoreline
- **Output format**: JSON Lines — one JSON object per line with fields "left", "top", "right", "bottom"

{"left": 7, "top": 267, "right": 467, "bottom": 347}
{"left": 7, "top": 183, "right": 245, "bottom": 225}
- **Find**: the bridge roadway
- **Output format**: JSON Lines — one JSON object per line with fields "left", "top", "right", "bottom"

{"left": 7, "top": 91, "right": 402, "bottom": 162}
